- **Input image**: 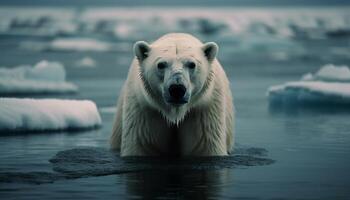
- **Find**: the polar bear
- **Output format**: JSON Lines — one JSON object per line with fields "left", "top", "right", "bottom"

{"left": 110, "top": 33, "right": 234, "bottom": 157}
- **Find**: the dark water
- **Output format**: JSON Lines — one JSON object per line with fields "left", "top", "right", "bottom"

{"left": 1, "top": 7, "right": 350, "bottom": 200}
{"left": 0, "top": 147, "right": 274, "bottom": 184}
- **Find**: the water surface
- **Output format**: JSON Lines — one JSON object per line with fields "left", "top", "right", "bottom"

{"left": 1, "top": 6, "right": 350, "bottom": 199}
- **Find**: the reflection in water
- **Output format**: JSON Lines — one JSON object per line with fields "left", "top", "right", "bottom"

{"left": 0, "top": 147, "right": 273, "bottom": 184}
{"left": 268, "top": 102, "right": 350, "bottom": 116}
{"left": 123, "top": 169, "right": 232, "bottom": 199}
{"left": 268, "top": 102, "right": 349, "bottom": 136}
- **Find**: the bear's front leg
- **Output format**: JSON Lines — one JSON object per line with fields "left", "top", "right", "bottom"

{"left": 178, "top": 104, "right": 228, "bottom": 156}
{"left": 120, "top": 103, "right": 171, "bottom": 157}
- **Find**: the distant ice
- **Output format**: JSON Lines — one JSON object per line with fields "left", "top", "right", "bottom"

{"left": 268, "top": 64, "right": 350, "bottom": 105}
{"left": 20, "top": 39, "right": 130, "bottom": 52}
{"left": 233, "top": 36, "right": 300, "bottom": 53}
{"left": 81, "top": 7, "right": 350, "bottom": 39}
{"left": 99, "top": 106, "right": 116, "bottom": 114}
{"left": 0, "top": 60, "right": 77, "bottom": 95}
{"left": 50, "top": 38, "right": 112, "bottom": 52}
{"left": 0, "top": 98, "right": 101, "bottom": 132}
{"left": 1, "top": 7, "right": 349, "bottom": 40}
{"left": 269, "top": 51, "right": 289, "bottom": 61}
{"left": 330, "top": 47, "right": 350, "bottom": 59}
{"left": 0, "top": 8, "right": 77, "bottom": 37}
{"left": 19, "top": 41, "right": 48, "bottom": 51}
{"left": 75, "top": 57, "right": 96, "bottom": 68}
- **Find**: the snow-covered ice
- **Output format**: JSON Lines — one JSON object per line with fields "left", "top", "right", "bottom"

{"left": 49, "top": 38, "right": 112, "bottom": 52}
{"left": 0, "top": 60, "right": 77, "bottom": 95}
{"left": 0, "top": 98, "right": 101, "bottom": 132}
{"left": 301, "top": 64, "right": 350, "bottom": 82}
{"left": 75, "top": 57, "right": 96, "bottom": 68}
{"left": 268, "top": 81, "right": 350, "bottom": 104}
{"left": 268, "top": 64, "right": 350, "bottom": 105}
{"left": 20, "top": 39, "right": 130, "bottom": 52}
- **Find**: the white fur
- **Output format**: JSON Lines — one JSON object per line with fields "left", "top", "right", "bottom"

{"left": 110, "top": 33, "right": 234, "bottom": 156}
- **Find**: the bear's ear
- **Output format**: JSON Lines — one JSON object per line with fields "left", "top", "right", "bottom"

{"left": 202, "top": 42, "right": 218, "bottom": 62}
{"left": 134, "top": 41, "right": 151, "bottom": 62}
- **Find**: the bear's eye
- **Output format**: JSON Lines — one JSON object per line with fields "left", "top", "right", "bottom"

{"left": 157, "top": 62, "right": 167, "bottom": 70}
{"left": 187, "top": 61, "right": 196, "bottom": 69}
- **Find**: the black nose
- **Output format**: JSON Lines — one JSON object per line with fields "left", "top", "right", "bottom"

{"left": 168, "top": 84, "right": 186, "bottom": 100}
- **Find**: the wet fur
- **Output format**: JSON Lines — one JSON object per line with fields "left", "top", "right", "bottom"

{"left": 110, "top": 33, "right": 234, "bottom": 156}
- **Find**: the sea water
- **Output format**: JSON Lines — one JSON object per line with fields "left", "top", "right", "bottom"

{"left": 0, "top": 6, "right": 350, "bottom": 199}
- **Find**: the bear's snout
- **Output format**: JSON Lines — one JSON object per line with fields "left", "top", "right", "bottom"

{"left": 163, "top": 72, "right": 190, "bottom": 106}
{"left": 169, "top": 84, "right": 187, "bottom": 101}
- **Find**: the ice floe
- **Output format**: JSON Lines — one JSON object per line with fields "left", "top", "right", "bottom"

{"left": 301, "top": 64, "right": 350, "bottom": 82}
{"left": 20, "top": 39, "right": 130, "bottom": 52}
{"left": 75, "top": 57, "right": 96, "bottom": 68}
{"left": 0, "top": 60, "right": 77, "bottom": 95}
{"left": 49, "top": 38, "right": 112, "bottom": 51}
{"left": 268, "top": 64, "right": 350, "bottom": 105}
{"left": 0, "top": 98, "right": 101, "bottom": 132}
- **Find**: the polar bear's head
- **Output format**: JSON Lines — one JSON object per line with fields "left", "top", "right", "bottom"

{"left": 134, "top": 40, "right": 218, "bottom": 123}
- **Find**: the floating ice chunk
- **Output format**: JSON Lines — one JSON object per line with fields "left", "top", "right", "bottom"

{"left": 0, "top": 79, "right": 77, "bottom": 95}
{"left": 0, "top": 60, "right": 77, "bottom": 95}
{"left": 19, "top": 41, "right": 48, "bottom": 51}
{"left": 268, "top": 64, "right": 350, "bottom": 105}
{"left": 50, "top": 38, "right": 112, "bottom": 51}
{"left": 232, "top": 36, "right": 299, "bottom": 53}
{"left": 301, "top": 73, "right": 314, "bottom": 81}
{"left": 20, "top": 39, "right": 128, "bottom": 52}
{"left": 307, "top": 64, "right": 350, "bottom": 82}
{"left": 270, "top": 51, "right": 289, "bottom": 61}
{"left": 99, "top": 106, "right": 116, "bottom": 114}
{"left": 268, "top": 81, "right": 350, "bottom": 104}
{"left": 75, "top": 57, "right": 96, "bottom": 68}
{"left": 330, "top": 47, "right": 350, "bottom": 59}
{"left": 0, "top": 98, "right": 101, "bottom": 132}
{"left": 114, "top": 23, "right": 134, "bottom": 39}
{"left": 27, "top": 60, "right": 66, "bottom": 81}
{"left": 0, "top": 60, "right": 65, "bottom": 81}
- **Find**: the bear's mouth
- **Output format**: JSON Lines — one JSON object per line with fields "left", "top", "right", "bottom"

{"left": 166, "top": 99, "right": 188, "bottom": 106}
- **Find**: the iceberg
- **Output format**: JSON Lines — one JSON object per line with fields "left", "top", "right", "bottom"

{"left": 0, "top": 60, "right": 77, "bottom": 95}
{"left": 0, "top": 98, "right": 101, "bottom": 132}
{"left": 268, "top": 64, "right": 350, "bottom": 105}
